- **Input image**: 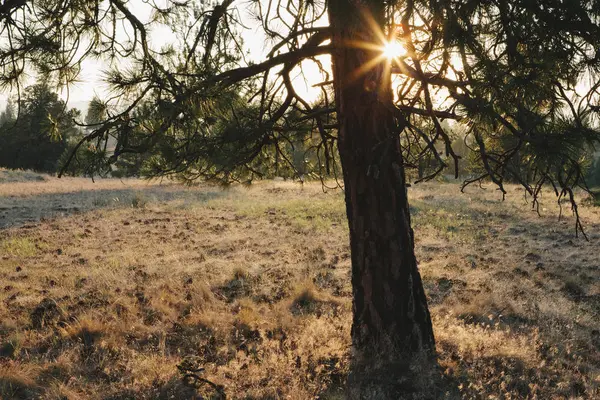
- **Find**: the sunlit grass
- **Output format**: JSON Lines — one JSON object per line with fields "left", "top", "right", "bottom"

{"left": 0, "top": 178, "right": 598, "bottom": 399}
{"left": 1, "top": 237, "right": 38, "bottom": 257}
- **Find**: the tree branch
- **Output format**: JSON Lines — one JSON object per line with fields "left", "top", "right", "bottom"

{"left": 209, "top": 45, "right": 333, "bottom": 88}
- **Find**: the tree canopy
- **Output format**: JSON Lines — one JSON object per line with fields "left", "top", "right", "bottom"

{"left": 2, "top": 1, "right": 599, "bottom": 212}
{"left": 0, "top": 83, "right": 80, "bottom": 172}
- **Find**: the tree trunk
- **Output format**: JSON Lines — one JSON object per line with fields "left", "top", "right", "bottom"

{"left": 328, "top": 0, "right": 435, "bottom": 376}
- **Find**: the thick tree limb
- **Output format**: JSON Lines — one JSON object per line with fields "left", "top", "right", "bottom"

{"left": 208, "top": 44, "right": 333, "bottom": 87}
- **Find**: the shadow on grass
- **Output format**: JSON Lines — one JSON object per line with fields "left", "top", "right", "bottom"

{"left": 437, "top": 342, "right": 590, "bottom": 399}
{"left": 344, "top": 355, "right": 460, "bottom": 400}
{"left": 0, "top": 185, "right": 225, "bottom": 229}
{"left": 102, "top": 378, "right": 214, "bottom": 400}
{"left": 0, "top": 377, "right": 41, "bottom": 400}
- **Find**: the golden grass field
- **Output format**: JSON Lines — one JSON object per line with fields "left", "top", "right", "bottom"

{"left": 0, "top": 171, "right": 599, "bottom": 399}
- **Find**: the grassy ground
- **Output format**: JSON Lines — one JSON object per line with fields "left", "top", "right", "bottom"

{"left": 0, "top": 169, "right": 47, "bottom": 184}
{"left": 0, "top": 174, "right": 599, "bottom": 399}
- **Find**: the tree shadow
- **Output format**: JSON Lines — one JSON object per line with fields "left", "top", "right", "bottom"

{"left": 0, "top": 377, "right": 41, "bottom": 400}
{"left": 101, "top": 375, "right": 220, "bottom": 400}
{"left": 437, "top": 346, "right": 535, "bottom": 398}
{"left": 341, "top": 353, "right": 460, "bottom": 400}
{"left": 0, "top": 185, "right": 225, "bottom": 229}
{"left": 436, "top": 342, "right": 590, "bottom": 399}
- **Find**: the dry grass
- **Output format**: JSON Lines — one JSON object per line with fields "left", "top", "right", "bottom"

{"left": 0, "top": 175, "right": 599, "bottom": 399}
{"left": 0, "top": 169, "right": 47, "bottom": 184}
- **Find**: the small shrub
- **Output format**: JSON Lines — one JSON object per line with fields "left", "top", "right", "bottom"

{"left": 290, "top": 282, "right": 340, "bottom": 316}
{"left": 588, "top": 188, "right": 600, "bottom": 206}
{"left": 185, "top": 281, "right": 214, "bottom": 310}
{"left": 218, "top": 267, "right": 260, "bottom": 301}
{"left": 563, "top": 279, "right": 585, "bottom": 300}
{"left": 92, "top": 196, "right": 110, "bottom": 207}
{"left": 0, "top": 333, "right": 22, "bottom": 358}
{"left": 59, "top": 318, "right": 105, "bottom": 345}
{"left": 30, "top": 298, "right": 64, "bottom": 329}
{"left": 130, "top": 191, "right": 149, "bottom": 208}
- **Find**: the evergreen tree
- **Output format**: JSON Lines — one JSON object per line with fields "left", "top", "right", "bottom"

{"left": 0, "top": 84, "right": 81, "bottom": 172}
{"left": 0, "top": 99, "right": 15, "bottom": 126}
{"left": 2, "top": 1, "right": 600, "bottom": 396}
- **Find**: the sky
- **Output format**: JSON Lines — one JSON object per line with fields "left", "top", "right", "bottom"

{"left": 0, "top": 1, "right": 595, "bottom": 118}
{"left": 0, "top": 0, "right": 330, "bottom": 115}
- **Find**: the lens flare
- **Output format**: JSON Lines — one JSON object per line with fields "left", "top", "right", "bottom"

{"left": 382, "top": 41, "right": 406, "bottom": 59}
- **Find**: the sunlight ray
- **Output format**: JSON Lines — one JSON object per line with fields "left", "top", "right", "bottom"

{"left": 349, "top": 55, "right": 387, "bottom": 84}
{"left": 345, "top": 40, "right": 386, "bottom": 52}
{"left": 359, "top": 7, "right": 389, "bottom": 45}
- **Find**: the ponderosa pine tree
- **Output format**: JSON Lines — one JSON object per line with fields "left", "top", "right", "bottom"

{"left": 2, "top": 0, "right": 600, "bottom": 397}
{"left": 0, "top": 83, "right": 81, "bottom": 172}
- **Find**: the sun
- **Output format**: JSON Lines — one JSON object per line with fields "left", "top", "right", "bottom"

{"left": 382, "top": 41, "right": 406, "bottom": 59}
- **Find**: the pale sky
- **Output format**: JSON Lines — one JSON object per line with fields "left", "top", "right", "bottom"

{"left": 0, "top": 1, "right": 595, "bottom": 117}
{"left": 0, "top": 0, "right": 330, "bottom": 115}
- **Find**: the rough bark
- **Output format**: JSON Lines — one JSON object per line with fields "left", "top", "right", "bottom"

{"left": 328, "top": 0, "right": 435, "bottom": 369}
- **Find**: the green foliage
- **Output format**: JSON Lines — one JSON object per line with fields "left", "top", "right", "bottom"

{"left": 85, "top": 97, "right": 108, "bottom": 126}
{"left": 0, "top": 100, "right": 15, "bottom": 126}
{"left": 589, "top": 187, "right": 600, "bottom": 206}
{"left": 57, "top": 140, "right": 111, "bottom": 177}
{"left": 1, "top": 0, "right": 600, "bottom": 202}
{"left": 465, "top": 115, "right": 598, "bottom": 190}
{"left": 82, "top": 88, "right": 333, "bottom": 183}
{"left": 0, "top": 84, "right": 81, "bottom": 173}
{"left": 585, "top": 156, "right": 600, "bottom": 188}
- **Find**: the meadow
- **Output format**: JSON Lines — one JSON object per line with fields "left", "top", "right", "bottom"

{"left": 0, "top": 171, "right": 598, "bottom": 399}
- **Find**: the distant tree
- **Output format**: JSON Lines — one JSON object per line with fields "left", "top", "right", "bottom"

{"left": 0, "top": 84, "right": 81, "bottom": 173}
{"left": 0, "top": 99, "right": 15, "bottom": 126}
{"left": 586, "top": 157, "right": 600, "bottom": 188}
{"left": 59, "top": 97, "right": 114, "bottom": 177}
{"left": 3, "top": 1, "right": 600, "bottom": 396}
